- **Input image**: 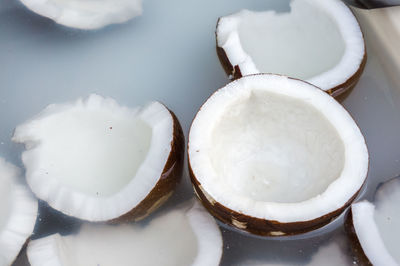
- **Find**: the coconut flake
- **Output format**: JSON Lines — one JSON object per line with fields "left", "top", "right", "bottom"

{"left": 19, "top": 0, "right": 142, "bottom": 30}
{"left": 27, "top": 200, "right": 222, "bottom": 266}
{"left": 216, "top": 0, "right": 365, "bottom": 92}
{"left": 12, "top": 94, "right": 175, "bottom": 222}
{"left": 0, "top": 158, "right": 38, "bottom": 265}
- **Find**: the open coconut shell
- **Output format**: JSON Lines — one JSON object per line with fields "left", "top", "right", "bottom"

{"left": 12, "top": 95, "right": 185, "bottom": 223}
{"left": 188, "top": 74, "right": 369, "bottom": 236}
{"left": 216, "top": 0, "right": 367, "bottom": 98}
{"left": 27, "top": 200, "right": 223, "bottom": 266}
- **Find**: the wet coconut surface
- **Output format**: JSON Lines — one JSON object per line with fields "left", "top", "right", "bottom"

{"left": 1, "top": 0, "right": 400, "bottom": 265}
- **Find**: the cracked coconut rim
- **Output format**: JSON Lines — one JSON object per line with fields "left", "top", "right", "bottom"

{"left": 188, "top": 74, "right": 369, "bottom": 236}
{"left": 12, "top": 94, "right": 184, "bottom": 222}
{"left": 0, "top": 158, "right": 38, "bottom": 266}
{"left": 27, "top": 200, "right": 222, "bottom": 266}
{"left": 216, "top": 0, "right": 366, "bottom": 97}
{"left": 346, "top": 177, "right": 400, "bottom": 266}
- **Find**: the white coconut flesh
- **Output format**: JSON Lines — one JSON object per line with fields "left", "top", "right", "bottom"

{"left": 217, "top": 0, "right": 365, "bottom": 91}
{"left": 351, "top": 178, "right": 400, "bottom": 266}
{"left": 189, "top": 74, "right": 368, "bottom": 223}
{"left": 19, "top": 0, "right": 142, "bottom": 29}
{"left": 27, "top": 200, "right": 223, "bottom": 266}
{"left": 0, "top": 158, "right": 38, "bottom": 266}
{"left": 12, "top": 94, "right": 174, "bottom": 222}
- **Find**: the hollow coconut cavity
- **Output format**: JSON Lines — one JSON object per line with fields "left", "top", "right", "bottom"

{"left": 346, "top": 177, "right": 400, "bottom": 266}
{"left": 188, "top": 74, "right": 368, "bottom": 236}
{"left": 27, "top": 200, "right": 222, "bottom": 266}
{"left": 19, "top": 0, "right": 142, "bottom": 30}
{"left": 216, "top": 0, "right": 366, "bottom": 97}
{"left": 12, "top": 94, "right": 184, "bottom": 222}
{"left": 0, "top": 158, "right": 38, "bottom": 266}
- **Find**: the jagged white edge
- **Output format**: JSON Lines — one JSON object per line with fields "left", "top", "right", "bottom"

{"left": 216, "top": 0, "right": 365, "bottom": 91}
{"left": 0, "top": 158, "right": 38, "bottom": 265}
{"left": 12, "top": 94, "right": 173, "bottom": 222}
{"left": 27, "top": 199, "right": 222, "bottom": 266}
{"left": 19, "top": 0, "right": 142, "bottom": 30}
{"left": 351, "top": 201, "right": 398, "bottom": 266}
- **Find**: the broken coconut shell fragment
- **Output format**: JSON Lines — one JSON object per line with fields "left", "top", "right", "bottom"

{"left": 216, "top": 0, "right": 366, "bottom": 97}
{"left": 12, "top": 94, "right": 184, "bottom": 223}
{"left": 27, "top": 200, "right": 223, "bottom": 266}
{"left": 346, "top": 177, "right": 400, "bottom": 266}
{"left": 188, "top": 74, "right": 369, "bottom": 236}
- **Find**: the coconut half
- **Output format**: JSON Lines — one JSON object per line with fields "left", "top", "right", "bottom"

{"left": 0, "top": 158, "right": 38, "bottom": 266}
{"left": 216, "top": 0, "right": 366, "bottom": 97}
{"left": 27, "top": 200, "right": 222, "bottom": 266}
{"left": 346, "top": 177, "right": 400, "bottom": 266}
{"left": 12, "top": 94, "right": 184, "bottom": 222}
{"left": 188, "top": 74, "right": 369, "bottom": 236}
{"left": 19, "top": 0, "right": 142, "bottom": 30}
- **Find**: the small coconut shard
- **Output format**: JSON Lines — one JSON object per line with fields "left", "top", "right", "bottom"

{"left": 188, "top": 74, "right": 368, "bottom": 236}
{"left": 216, "top": 0, "right": 366, "bottom": 96}
{"left": 12, "top": 94, "right": 184, "bottom": 222}
{"left": 27, "top": 200, "right": 223, "bottom": 266}
{"left": 19, "top": 0, "right": 142, "bottom": 30}
{"left": 0, "top": 158, "right": 38, "bottom": 266}
{"left": 346, "top": 177, "right": 400, "bottom": 266}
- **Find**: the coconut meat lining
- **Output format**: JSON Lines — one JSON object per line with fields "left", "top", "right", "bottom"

{"left": 13, "top": 95, "right": 173, "bottom": 221}
{"left": 0, "top": 168, "right": 12, "bottom": 232}
{"left": 0, "top": 158, "right": 38, "bottom": 265}
{"left": 217, "top": 0, "right": 365, "bottom": 91}
{"left": 352, "top": 178, "right": 400, "bottom": 266}
{"left": 189, "top": 75, "right": 368, "bottom": 223}
{"left": 209, "top": 90, "right": 345, "bottom": 203}
{"left": 374, "top": 178, "right": 400, "bottom": 264}
{"left": 19, "top": 0, "right": 143, "bottom": 30}
{"left": 27, "top": 201, "right": 222, "bottom": 266}
{"left": 352, "top": 202, "right": 398, "bottom": 266}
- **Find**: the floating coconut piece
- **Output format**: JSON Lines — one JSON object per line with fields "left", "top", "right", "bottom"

{"left": 346, "top": 177, "right": 400, "bottom": 266}
{"left": 188, "top": 74, "right": 369, "bottom": 236}
{"left": 0, "top": 158, "right": 38, "bottom": 266}
{"left": 13, "top": 94, "right": 184, "bottom": 222}
{"left": 27, "top": 200, "right": 222, "bottom": 266}
{"left": 216, "top": 0, "right": 366, "bottom": 97}
{"left": 19, "top": 0, "right": 142, "bottom": 30}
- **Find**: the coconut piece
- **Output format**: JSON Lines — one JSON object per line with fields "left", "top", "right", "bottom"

{"left": 346, "top": 177, "right": 400, "bottom": 266}
{"left": 19, "top": 0, "right": 142, "bottom": 30}
{"left": 188, "top": 74, "right": 368, "bottom": 236}
{"left": 27, "top": 200, "right": 222, "bottom": 266}
{"left": 0, "top": 158, "right": 38, "bottom": 266}
{"left": 216, "top": 0, "right": 366, "bottom": 97}
{"left": 12, "top": 94, "right": 184, "bottom": 222}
